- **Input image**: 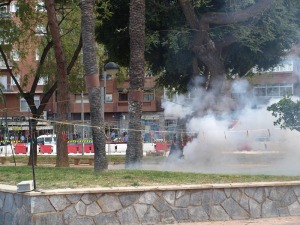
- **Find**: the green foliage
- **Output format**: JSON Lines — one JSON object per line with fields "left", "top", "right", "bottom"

{"left": 95, "top": 0, "right": 300, "bottom": 93}
{"left": 267, "top": 96, "right": 300, "bottom": 132}
{"left": 227, "top": 0, "right": 299, "bottom": 74}
{"left": 0, "top": 1, "right": 89, "bottom": 94}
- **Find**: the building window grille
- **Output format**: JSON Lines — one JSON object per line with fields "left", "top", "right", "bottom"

{"left": 37, "top": 76, "right": 48, "bottom": 85}
{"left": 20, "top": 96, "right": 40, "bottom": 112}
{"left": 253, "top": 84, "right": 293, "bottom": 97}
{"left": 11, "top": 50, "right": 20, "bottom": 61}
{"left": 0, "top": 75, "right": 7, "bottom": 89}
{"left": 75, "top": 94, "right": 89, "bottom": 103}
{"left": 119, "top": 93, "right": 128, "bottom": 101}
{"left": 0, "top": 6, "right": 10, "bottom": 18}
{"left": 11, "top": 74, "right": 20, "bottom": 86}
{"left": 144, "top": 92, "right": 154, "bottom": 101}
{"left": 105, "top": 94, "right": 113, "bottom": 102}
{"left": 10, "top": 2, "right": 19, "bottom": 13}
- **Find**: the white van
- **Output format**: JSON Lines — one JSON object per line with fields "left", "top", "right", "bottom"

{"left": 37, "top": 134, "right": 56, "bottom": 145}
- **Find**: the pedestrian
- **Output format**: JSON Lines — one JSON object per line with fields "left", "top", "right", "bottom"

{"left": 110, "top": 131, "right": 116, "bottom": 140}
{"left": 20, "top": 134, "right": 25, "bottom": 142}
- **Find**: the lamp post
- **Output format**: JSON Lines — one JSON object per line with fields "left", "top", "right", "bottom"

{"left": 81, "top": 91, "right": 84, "bottom": 155}
{"left": 101, "top": 62, "right": 120, "bottom": 119}
{"left": 101, "top": 62, "right": 119, "bottom": 158}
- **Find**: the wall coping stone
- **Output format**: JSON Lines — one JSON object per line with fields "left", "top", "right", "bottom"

{"left": 1, "top": 181, "right": 300, "bottom": 195}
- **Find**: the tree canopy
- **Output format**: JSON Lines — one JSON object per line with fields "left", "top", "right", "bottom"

{"left": 267, "top": 96, "right": 300, "bottom": 132}
{"left": 95, "top": 0, "right": 300, "bottom": 93}
{"left": 0, "top": 0, "right": 84, "bottom": 166}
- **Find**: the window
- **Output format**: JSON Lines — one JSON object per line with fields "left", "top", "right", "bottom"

{"left": 253, "top": 84, "right": 293, "bottom": 97}
{"left": 165, "top": 119, "right": 177, "bottom": 127}
{"left": 0, "top": 59, "right": 6, "bottom": 68}
{"left": 11, "top": 74, "right": 20, "bottom": 86}
{"left": 252, "top": 60, "right": 294, "bottom": 73}
{"left": 0, "top": 6, "right": 7, "bottom": 13}
{"left": 119, "top": 93, "right": 128, "bottom": 101}
{"left": 20, "top": 96, "right": 40, "bottom": 112}
{"left": 273, "top": 61, "right": 293, "bottom": 72}
{"left": 11, "top": 50, "right": 20, "bottom": 61}
{"left": 100, "top": 74, "right": 112, "bottom": 80}
{"left": 267, "top": 86, "right": 279, "bottom": 97}
{"left": 0, "top": 5, "right": 8, "bottom": 13}
{"left": 0, "top": 6, "right": 10, "bottom": 18}
{"left": 0, "top": 76, "right": 8, "bottom": 90}
{"left": 36, "top": 1, "right": 46, "bottom": 12}
{"left": 144, "top": 91, "right": 154, "bottom": 101}
{"left": 253, "top": 86, "right": 266, "bottom": 97}
{"left": 105, "top": 94, "right": 113, "bottom": 102}
{"left": 279, "top": 86, "right": 293, "bottom": 96}
{"left": 36, "top": 49, "right": 39, "bottom": 61}
{"left": 75, "top": 94, "right": 89, "bottom": 103}
{"left": 37, "top": 76, "right": 48, "bottom": 85}
{"left": 36, "top": 25, "right": 46, "bottom": 36}
{"left": 10, "top": 2, "right": 19, "bottom": 13}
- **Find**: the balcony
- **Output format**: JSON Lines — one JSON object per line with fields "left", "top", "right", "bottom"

{"left": 0, "top": 59, "right": 12, "bottom": 69}
{"left": 117, "top": 101, "right": 128, "bottom": 112}
{"left": 0, "top": 12, "right": 11, "bottom": 19}
{"left": 3, "top": 85, "right": 15, "bottom": 92}
{"left": 117, "top": 100, "right": 157, "bottom": 112}
{"left": 142, "top": 101, "right": 157, "bottom": 111}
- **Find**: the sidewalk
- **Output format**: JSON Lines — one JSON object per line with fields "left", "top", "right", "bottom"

{"left": 174, "top": 216, "right": 300, "bottom": 225}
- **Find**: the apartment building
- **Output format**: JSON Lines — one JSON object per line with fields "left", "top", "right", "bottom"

{"left": 247, "top": 54, "right": 300, "bottom": 107}
{"left": 46, "top": 74, "right": 164, "bottom": 139}
{"left": 0, "top": 1, "right": 52, "bottom": 140}
{"left": 0, "top": 2, "right": 166, "bottom": 141}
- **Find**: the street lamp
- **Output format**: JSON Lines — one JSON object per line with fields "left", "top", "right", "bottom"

{"left": 101, "top": 62, "right": 120, "bottom": 119}
{"left": 101, "top": 62, "right": 119, "bottom": 159}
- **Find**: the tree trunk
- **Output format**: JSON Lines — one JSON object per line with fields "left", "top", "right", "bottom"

{"left": 125, "top": 0, "right": 145, "bottom": 169}
{"left": 178, "top": 0, "right": 274, "bottom": 95}
{"left": 80, "top": 0, "right": 107, "bottom": 172}
{"left": 28, "top": 118, "right": 38, "bottom": 166}
{"left": 45, "top": 0, "right": 69, "bottom": 167}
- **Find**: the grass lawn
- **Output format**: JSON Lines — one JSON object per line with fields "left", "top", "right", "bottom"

{"left": 1, "top": 165, "right": 300, "bottom": 190}
{"left": 7, "top": 155, "right": 164, "bottom": 165}
{"left": 7, "top": 155, "right": 127, "bottom": 165}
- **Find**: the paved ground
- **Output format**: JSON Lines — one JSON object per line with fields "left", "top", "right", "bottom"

{"left": 172, "top": 216, "right": 300, "bottom": 225}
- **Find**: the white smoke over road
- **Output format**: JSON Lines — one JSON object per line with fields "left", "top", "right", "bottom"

{"left": 160, "top": 80, "right": 300, "bottom": 176}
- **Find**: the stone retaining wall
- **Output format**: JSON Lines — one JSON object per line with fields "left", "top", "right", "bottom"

{"left": 1, "top": 182, "right": 300, "bottom": 225}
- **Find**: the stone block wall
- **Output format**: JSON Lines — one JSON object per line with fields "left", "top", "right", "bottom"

{"left": 1, "top": 182, "right": 300, "bottom": 224}
{"left": 0, "top": 187, "right": 31, "bottom": 225}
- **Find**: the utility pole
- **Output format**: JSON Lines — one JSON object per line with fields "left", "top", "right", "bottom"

{"left": 29, "top": 118, "right": 36, "bottom": 191}
{"left": 81, "top": 91, "right": 84, "bottom": 155}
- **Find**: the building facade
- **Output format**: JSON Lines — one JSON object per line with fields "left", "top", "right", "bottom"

{"left": 247, "top": 54, "right": 300, "bottom": 107}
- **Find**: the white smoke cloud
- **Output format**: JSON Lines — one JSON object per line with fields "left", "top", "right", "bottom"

{"left": 162, "top": 94, "right": 194, "bottom": 119}
{"left": 160, "top": 80, "right": 300, "bottom": 175}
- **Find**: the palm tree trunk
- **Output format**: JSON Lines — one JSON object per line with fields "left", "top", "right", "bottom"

{"left": 80, "top": 0, "right": 107, "bottom": 171}
{"left": 126, "top": 0, "right": 145, "bottom": 169}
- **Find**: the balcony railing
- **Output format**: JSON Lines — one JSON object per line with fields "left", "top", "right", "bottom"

{"left": 2, "top": 85, "right": 15, "bottom": 92}
{"left": 117, "top": 100, "right": 157, "bottom": 112}
{"left": 0, "top": 60, "right": 12, "bottom": 69}
{"left": 0, "top": 12, "right": 11, "bottom": 19}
